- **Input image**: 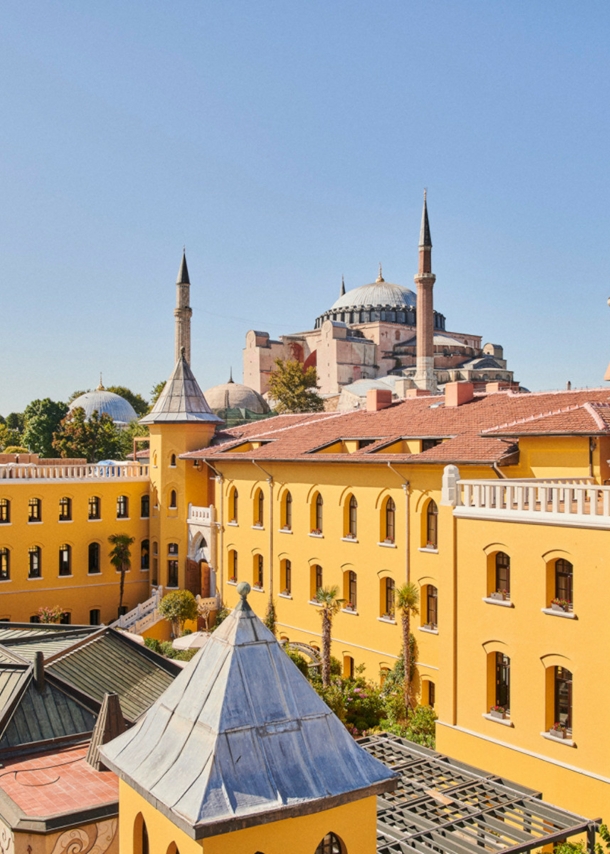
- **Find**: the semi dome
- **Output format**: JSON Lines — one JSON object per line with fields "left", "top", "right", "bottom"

{"left": 204, "top": 377, "right": 270, "bottom": 415}
{"left": 69, "top": 385, "right": 138, "bottom": 426}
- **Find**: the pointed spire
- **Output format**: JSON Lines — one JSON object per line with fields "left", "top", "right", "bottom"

{"left": 340, "top": 275, "right": 346, "bottom": 296}
{"left": 419, "top": 189, "right": 432, "bottom": 247}
{"left": 177, "top": 248, "right": 190, "bottom": 285}
{"left": 228, "top": 366, "right": 234, "bottom": 384}
{"left": 97, "top": 373, "right": 105, "bottom": 391}
{"left": 376, "top": 263, "right": 384, "bottom": 283}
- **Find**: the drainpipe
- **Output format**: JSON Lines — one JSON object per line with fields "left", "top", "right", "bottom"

{"left": 387, "top": 463, "right": 411, "bottom": 583}
{"left": 252, "top": 461, "right": 275, "bottom": 598}
{"left": 492, "top": 462, "right": 506, "bottom": 479}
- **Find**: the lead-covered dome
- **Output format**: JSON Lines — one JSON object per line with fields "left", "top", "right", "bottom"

{"left": 204, "top": 378, "right": 270, "bottom": 415}
{"left": 330, "top": 280, "right": 416, "bottom": 311}
{"left": 69, "top": 386, "right": 138, "bottom": 426}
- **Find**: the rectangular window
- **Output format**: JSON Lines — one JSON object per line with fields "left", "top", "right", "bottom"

{"left": 168, "top": 542, "right": 178, "bottom": 556}
{"left": 30, "top": 615, "right": 40, "bottom": 624}
{"left": 29, "top": 547, "right": 41, "bottom": 579}
{"left": 59, "top": 545, "right": 71, "bottom": 576}
{"left": 60, "top": 612, "right": 71, "bottom": 625}
{"left": 284, "top": 560, "right": 292, "bottom": 595}
{"left": 88, "top": 496, "right": 101, "bottom": 520}
{"left": 495, "top": 653, "right": 510, "bottom": 712}
{"left": 116, "top": 495, "right": 128, "bottom": 519}
{"left": 348, "top": 571, "right": 357, "bottom": 610}
{"left": 555, "top": 559, "right": 573, "bottom": 606}
{"left": 28, "top": 498, "right": 42, "bottom": 522}
{"left": 0, "top": 499, "right": 9, "bottom": 524}
{"left": 59, "top": 497, "right": 71, "bottom": 521}
{"left": 315, "top": 565, "right": 323, "bottom": 593}
{"left": 495, "top": 552, "right": 510, "bottom": 595}
{"left": 255, "top": 554, "right": 264, "bottom": 588}
{"left": 89, "top": 609, "right": 101, "bottom": 626}
{"left": 0, "top": 550, "right": 9, "bottom": 581}
{"left": 428, "top": 681, "right": 436, "bottom": 709}
{"left": 152, "top": 558, "right": 158, "bottom": 586}
{"left": 141, "top": 495, "right": 150, "bottom": 518}
{"left": 426, "top": 586, "right": 438, "bottom": 629}
{"left": 385, "top": 578, "right": 395, "bottom": 617}
{"left": 555, "top": 667, "right": 573, "bottom": 732}
{"left": 167, "top": 560, "right": 179, "bottom": 588}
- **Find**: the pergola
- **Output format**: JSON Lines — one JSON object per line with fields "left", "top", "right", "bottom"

{"left": 359, "top": 734, "right": 599, "bottom": 854}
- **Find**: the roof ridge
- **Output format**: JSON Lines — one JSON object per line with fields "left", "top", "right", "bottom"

{"left": 583, "top": 401, "right": 608, "bottom": 431}
{"left": 482, "top": 404, "right": 584, "bottom": 434}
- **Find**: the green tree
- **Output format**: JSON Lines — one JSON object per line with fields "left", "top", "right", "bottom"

{"left": 158, "top": 590, "right": 198, "bottom": 637}
{"left": 315, "top": 585, "right": 345, "bottom": 688}
{"left": 150, "top": 381, "right": 166, "bottom": 405}
{"left": 53, "top": 408, "right": 122, "bottom": 462}
{"left": 264, "top": 598, "right": 277, "bottom": 635}
{"left": 117, "top": 421, "right": 149, "bottom": 461}
{"left": 396, "top": 582, "right": 420, "bottom": 709}
{"left": 0, "top": 424, "right": 24, "bottom": 451}
{"left": 106, "top": 386, "right": 149, "bottom": 418}
{"left": 23, "top": 399, "right": 68, "bottom": 457}
{"left": 267, "top": 359, "right": 324, "bottom": 414}
{"left": 108, "top": 533, "right": 135, "bottom": 616}
{"left": 6, "top": 413, "right": 24, "bottom": 433}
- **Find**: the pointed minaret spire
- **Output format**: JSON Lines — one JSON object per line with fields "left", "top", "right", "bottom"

{"left": 228, "top": 367, "right": 234, "bottom": 384}
{"left": 97, "top": 373, "right": 104, "bottom": 391}
{"left": 376, "top": 263, "right": 384, "bottom": 283}
{"left": 413, "top": 191, "right": 437, "bottom": 393}
{"left": 174, "top": 249, "right": 193, "bottom": 365}
{"left": 340, "top": 275, "right": 346, "bottom": 297}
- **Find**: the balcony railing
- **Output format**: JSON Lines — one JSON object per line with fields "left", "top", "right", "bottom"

{"left": 187, "top": 504, "right": 213, "bottom": 524}
{"left": 456, "top": 478, "right": 610, "bottom": 528}
{"left": 0, "top": 463, "right": 149, "bottom": 481}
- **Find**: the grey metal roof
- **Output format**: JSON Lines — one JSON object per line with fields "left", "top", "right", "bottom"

{"left": 1, "top": 630, "right": 97, "bottom": 661}
{"left": 140, "top": 354, "right": 223, "bottom": 425}
{"left": 360, "top": 735, "right": 597, "bottom": 854}
{"left": 330, "top": 280, "right": 417, "bottom": 312}
{"left": 0, "top": 678, "right": 95, "bottom": 750}
{"left": 100, "top": 593, "right": 396, "bottom": 839}
{"left": 47, "top": 630, "right": 179, "bottom": 722}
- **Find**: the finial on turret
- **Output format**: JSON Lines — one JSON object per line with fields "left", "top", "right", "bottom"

{"left": 97, "top": 373, "right": 105, "bottom": 391}
{"left": 237, "top": 581, "right": 251, "bottom": 600}
{"left": 376, "top": 263, "right": 384, "bottom": 283}
{"left": 228, "top": 367, "right": 234, "bottom": 384}
{"left": 340, "top": 275, "right": 345, "bottom": 297}
{"left": 180, "top": 346, "right": 186, "bottom": 359}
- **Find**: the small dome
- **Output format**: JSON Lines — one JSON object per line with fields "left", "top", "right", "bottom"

{"left": 204, "top": 380, "right": 270, "bottom": 415}
{"left": 330, "top": 280, "right": 417, "bottom": 312}
{"left": 69, "top": 388, "right": 138, "bottom": 426}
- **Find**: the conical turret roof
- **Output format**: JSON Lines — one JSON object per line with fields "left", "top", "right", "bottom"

{"left": 140, "top": 351, "right": 222, "bottom": 424}
{"left": 99, "top": 587, "right": 396, "bottom": 839}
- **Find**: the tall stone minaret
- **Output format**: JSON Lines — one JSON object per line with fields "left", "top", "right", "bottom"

{"left": 413, "top": 191, "right": 437, "bottom": 393}
{"left": 174, "top": 250, "right": 192, "bottom": 365}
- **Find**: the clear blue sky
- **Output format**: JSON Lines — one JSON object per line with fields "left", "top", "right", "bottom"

{"left": 1, "top": 1, "right": 609, "bottom": 414}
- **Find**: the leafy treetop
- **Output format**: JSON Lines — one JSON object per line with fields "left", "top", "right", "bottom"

{"left": 267, "top": 358, "right": 324, "bottom": 414}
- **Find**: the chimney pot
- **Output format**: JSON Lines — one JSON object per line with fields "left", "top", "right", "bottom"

{"left": 366, "top": 389, "right": 393, "bottom": 412}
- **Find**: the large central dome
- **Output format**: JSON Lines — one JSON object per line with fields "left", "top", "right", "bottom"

{"left": 330, "top": 279, "right": 416, "bottom": 311}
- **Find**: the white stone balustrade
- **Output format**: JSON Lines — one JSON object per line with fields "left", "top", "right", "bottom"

{"left": 0, "top": 463, "right": 149, "bottom": 481}
{"left": 455, "top": 478, "right": 610, "bottom": 529}
{"left": 187, "top": 504, "right": 213, "bottom": 524}
{"left": 114, "top": 587, "right": 163, "bottom": 633}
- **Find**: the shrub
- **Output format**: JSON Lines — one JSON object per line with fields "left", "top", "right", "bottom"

{"left": 284, "top": 646, "right": 310, "bottom": 677}
{"left": 158, "top": 590, "right": 198, "bottom": 636}
{"left": 37, "top": 605, "right": 64, "bottom": 624}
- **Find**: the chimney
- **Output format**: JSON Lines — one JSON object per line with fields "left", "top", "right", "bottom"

{"left": 86, "top": 692, "right": 127, "bottom": 771}
{"left": 34, "top": 651, "right": 44, "bottom": 692}
{"left": 445, "top": 381, "right": 475, "bottom": 407}
{"left": 405, "top": 388, "right": 432, "bottom": 399}
{"left": 485, "top": 381, "right": 511, "bottom": 393}
{"left": 366, "top": 389, "right": 393, "bottom": 412}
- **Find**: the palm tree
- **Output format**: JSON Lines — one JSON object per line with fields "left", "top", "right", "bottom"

{"left": 396, "top": 581, "right": 420, "bottom": 711}
{"left": 315, "top": 585, "right": 345, "bottom": 687}
{"left": 108, "top": 534, "right": 135, "bottom": 617}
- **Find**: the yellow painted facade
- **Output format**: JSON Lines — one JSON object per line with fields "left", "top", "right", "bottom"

{"left": 0, "top": 474, "right": 151, "bottom": 625}
{"left": 120, "top": 772, "right": 377, "bottom": 854}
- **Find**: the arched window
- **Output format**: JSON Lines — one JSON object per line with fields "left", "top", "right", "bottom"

{"left": 315, "top": 492, "right": 323, "bottom": 533}
{"left": 343, "top": 655, "right": 354, "bottom": 678}
{"left": 117, "top": 495, "right": 128, "bottom": 519}
{"left": 29, "top": 546, "right": 41, "bottom": 578}
{"left": 344, "top": 570, "right": 357, "bottom": 610}
{"left": 59, "top": 497, "right": 72, "bottom": 521}
{"left": 384, "top": 497, "right": 396, "bottom": 543}
{"left": 315, "top": 833, "right": 344, "bottom": 854}
{"left": 167, "top": 558, "right": 178, "bottom": 588}
{"left": 29, "top": 498, "right": 42, "bottom": 522}
{"left": 283, "top": 491, "right": 292, "bottom": 531}
{"left": 170, "top": 454, "right": 177, "bottom": 467}
{"left": 89, "top": 609, "right": 101, "bottom": 626}
{"left": 493, "top": 652, "right": 510, "bottom": 715}
{"left": 0, "top": 549, "right": 9, "bottom": 581}
{"left": 347, "top": 495, "right": 358, "bottom": 538}
{"left": 169, "top": 490, "right": 177, "bottom": 509}
{"left": 134, "top": 815, "right": 149, "bottom": 854}
{"left": 311, "top": 564, "right": 323, "bottom": 600}
{"left": 254, "top": 554, "right": 263, "bottom": 589}
{"left": 255, "top": 489, "right": 264, "bottom": 526}
{"left": 424, "top": 585, "right": 438, "bottom": 629}
{"left": 228, "top": 550, "right": 238, "bottom": 583}
{"left": 0, "top": 499, "right": 9, "bottom": 524}
{"left": 554, "top": 666, "right": 573, "bottom": 734}
{"left": 59, "top": 544, "right": 71, "bottom": 576}
{"left": 88, "top": 496, "right": 100, "bottom": 520}
{"left": 281, "top": 559, "right": 292, "bottom": 595}
{"left": 141, "top": 539, "right": 150, "bottom": 570}
{"left": 426, "top": 500, "right": 438, "bottom": 548}
{"left": 495, "top": 552, "right": 510, "bottom": 597}
{"left": 140, "top": 495, "right": 150, "bottom": 518}
{"left": 382, "top": 577, "right": 395, "bottom": 618}
{"left": 230, "top": 487, "right": 238, "bottom": 523}
{"left": 555, "top": 559, "right": 573, "bottom": 609}
{"left": 152, "top": 542, "right": 158, "bottom": 586}
{"left": 88, "top": 542, "right": 100, "bottom": 574}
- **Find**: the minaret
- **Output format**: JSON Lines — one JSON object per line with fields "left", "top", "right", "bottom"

{"left": 413, "top": 191, "right": 437, "bottom": 393}
{"left": 174, "top": 249, "right": 192, "bottom": 365}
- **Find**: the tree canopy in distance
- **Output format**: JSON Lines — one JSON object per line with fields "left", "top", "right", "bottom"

{"left": 267, "top": 358, "right": 324, "bottom": 414}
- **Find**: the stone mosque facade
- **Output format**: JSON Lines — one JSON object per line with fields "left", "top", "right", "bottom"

{"left": 244, "top": 194, "right": 516, "bottom": 404}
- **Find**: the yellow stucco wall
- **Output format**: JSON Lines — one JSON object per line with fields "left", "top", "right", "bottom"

{"left": 0, "top": 478, "right": 150, "bottom": 624}
{"left": 119, "top": 781, "right": 378, "bottom": 854}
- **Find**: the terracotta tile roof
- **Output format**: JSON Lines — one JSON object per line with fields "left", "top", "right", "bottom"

{"left": 0, "top": 744, "right": 117, "bottom": 817}
{"left": 183, "top": 388, "right": 610, "bottom": 467}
